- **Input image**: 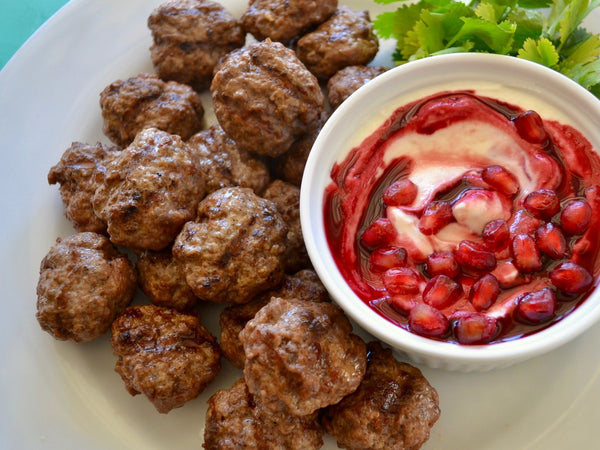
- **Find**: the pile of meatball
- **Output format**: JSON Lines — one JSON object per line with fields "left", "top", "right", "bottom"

{"left": 36, "top": 0, "right": 440, "bottom": 448}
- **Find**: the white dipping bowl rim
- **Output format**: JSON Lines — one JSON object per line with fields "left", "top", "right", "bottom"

{"left": 300, "top": 53, "right": 600, "bottom": 372}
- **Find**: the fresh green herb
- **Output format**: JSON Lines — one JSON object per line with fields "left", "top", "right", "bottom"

{"left": 373, "top": 0, "right": 600, "bottom": 97}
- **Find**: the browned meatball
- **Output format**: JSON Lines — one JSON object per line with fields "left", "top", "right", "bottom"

{"left": 148, "top": 0, "right": 246, "bottom": 91}
{"left": 173, "top": 186, "right": 288, "bottom": 304}
{"left": 327, "top": 65, "right": 387, "bottom": 110}
{"left": 188, "top": 124, "right": 270, "bottom": 195}
{"left": 242, "top": 0, "right": 337, "bottom": 44}
{"left": 211, "top": 40, "right": 325, "bottom": 158}
{"left": 93, "top": 128, "right": 206, "bottom": 251}
{"left": 36, "top": 232, "right": 137, "bottom": 343}
{"left": 296, "top": 7, "right": 379, "bottom": 80}
{"left": 48, "top": 141, "right": 120, "bottom": 233}
{"left": 99, "top": 73, "right": 204, "bottom": 147}
{"left": 240, "top": 297, "right": 367, "bottom": 416}
{"left": 321, "top": 341, "right": 441, "bottom": 450}
{"left": 111, "top": 304, "right": 221, "bottom": 414}
{"left": 204, "top": 378, "right": 323, "bottom": 450}
{"left": 219, "top": 269, "right": 329, "bottom": 368}
{"left": 262, "top": 180, "right": 310, "bottom": 273}
{"left": 136, "top": 248, "right": 197, "bottom": 311}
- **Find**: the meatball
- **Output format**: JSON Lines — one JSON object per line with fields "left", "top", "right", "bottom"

{"left": 99, "top": 73, "right": 204, "bottom": 147}
{"left": 327, "top": 65, "right": 387, "bottom": 110}
{"left": 240, "top": 297, "right": 367, "bottom": 416}
{"left": 241, "top": 0, "right": 337, "bottom": 44}
{"left": 111, "top": 304, "right": 221, "bottom": 414}
{"left": 204, "top": 378, "right": 323, "bottom": 450}
{"left": 136, "top": 248, "right": 197, "bottom": 311}
{"left": 36, "top": 232, "right": 137, "bottom": 343}
{"left": 148, "top": 0, "right": 246, "bottom": 91}
{"left": 48, "top": 141, "right": 120, "bottom": 233}
{"left": 93, "top": 128, "right": 206, "bottom": 251}
{"left": 173, "top": 186, "right": 288, "bottom": 304}
{"left": 211, "top": 39, "right": 325, "bottom": 158}
{"left": 321, "top": 341, "right": 441, "bottom": 450}
{"left": 188, "top": 124, "right": 270, "bottom": 195}
{"left": 296, "top": 6, "right": 379, "bottom": 80}
{"left": 262, "top": 180, "right": 310, "bottom": 273}
{"left": 219, "top": 269, "right": 329, "bottom": 368}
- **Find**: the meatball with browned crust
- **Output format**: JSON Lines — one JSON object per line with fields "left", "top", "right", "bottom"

{"left": 48, "top": 141, "right": 121, "bottom": 233}
{"left": 99, "top": 73, "right": 204, "bottom": 147}
{"left": 296, "top": 6, "right": 379, "bottom": 80}
{"left": 173, "top": 186, "right": 288, "bottom": 304}
{"left": 188, "top": 124, "right": 270, "bottom": 195}
{"left": 240, "top": 297, "right": 367, "bottom": 416}
{"left": 148, "top": 0, "right": 246, "bottom": 91}
{"left": 211, "top": 40, "right": 325, "bottom": 158}
{"left": 327, "top": 65, "right": 387, "bottom": 110}
{"left": 321, "top": 341, "right": 441, "bottom": 450}
{"left": 241, "top": 0, "right": 337, "bottom": 44}
{"left": 36, "top": 232, "right": 137, "bottom": 343}
{"left": 204, "top": 378, "right": 323, "bottom": 450}
{"left": 93, "top": 128, "right": 206, "bottom": 251}
{"left": 111, "top": 304, "right": 221, "bottom": 414}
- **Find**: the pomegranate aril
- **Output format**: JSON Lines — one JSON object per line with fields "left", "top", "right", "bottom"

{"left": 511, "top": 234, "right": 542, "bottom": 273}
{"left": 418, "top": 200, "right": 454, "bottom": 235}
{"left": 491, "top": 260, "right": 531, "bottom": 289}
{"left": 513, "top": 110, "right": 549, "bottom": 144}
{"left": 362, "top": 218, "right": 396, "bottom": 248}
{"left": 469, "top": 274, "right": 500, "bottom": 311}
{"left": 425, "top": 251, "right": 460, "bottom": 278}
{"left": 482, "top": 219, "right": 510, "bottom": 251}
{"left": 455, "top": 240, "right": 497, "bottom": 273}
{"left": 383, "top": 267, "right": 421, "bottom": 295}
{"left": 422, "top": 275, "right": 462, "bottom": 309}
{"left": 369, "top": 246, "right": 408, "bottom": 271}
{"left": 535, "top": 223, "right": 567, "bottom": 259}
{"left": 408, "top": 303, "right": 450, "bottom": 338}
{"left": 453, "top": 313, "right": 498, "bottom": 345}
{"left": 523, "top": 189, "right": 560, "bottom": 219}
{"left": 463, "top": 169, "right": 490, "bottom": 189}
{"left": 383, "top": 179, "right": 418, "bottom": 206}
{"left": 510, "top": 209, "right": 542, "bottom": 235}
{"left": 560, "top": 199, "right": 592, "bottom": 235}
{"left": 388, "top": 295, "right": 417, "bottom": 315}
{"left": 481, "top": 165, "right": 520, "bottom": 197}
{"left": 516, "top": 288, "right": 557, "bottom": 324}
{"left": 550, "top": 261, "right": 594, "bottom": 294}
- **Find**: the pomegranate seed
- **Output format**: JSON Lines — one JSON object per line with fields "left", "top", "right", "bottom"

{"left": 463, "top": 169, "right": 490, "bottom": 189}
{"left": 453, "top": 313, "right": 498, "bottom": 345}
{"left": 408, "top": 303, "right": 450, "bottom": 338}
{"left": 482, "top": 219, "right": 510, "bottom": 250}
{"left": 422, "top": 275, "right": 462, "bottom": 309}
{"left": 481, "top": 165, "right": 520, "bottom": 197}
{"left": 491, "top": 260, "right": 531, "bottom": 289}
{"left": 455, "top": 240, "right": 497, "bottom": 273}
{"left": 362, "top": 218, "right": 396, "bottom": 248}
{"left": 535, "top": 223, "right": 567, "bottom": 259}
{"left": 513, "top": 110, "right": 549, "bottom": 144}
{"left": 523, "top": 189, "right": 560, "bottom": 219}
{"left": 511, "top": 234, "right": 542, "bottom": 273}
{"left": 560, "top": 199, "right": 592, "bottom": 235}
{"left": 550, "top": 261, "right": 594, "bottom": 294}
{"left": 388, "top": 295, "right": 417, "bottom": 315}
{"left": 509, "top": 209, "right": 542, "bottom": 235}
{"left": 418, "top": 200, "right": 454, "bottom": 235}
{"left": 383, "top": 267, "right": 421, "bottom": 295}
{"left": 383, "top": 179, "right": 418, "bottom": 206}
{"left": 425, "top": 251, "right": 460, "bottom": 279}
{"left": 369, "top": 246, "right": 407, "bottom": 271}
{"left": 516, "top": 288, "right": 557, "bottom": 324}
{"left": 469, "top": 274, "right": 500, "bottom": 311}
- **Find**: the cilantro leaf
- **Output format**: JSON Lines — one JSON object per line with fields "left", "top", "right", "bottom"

{"left": 518, "top": 37, "right": 561, "bottom": 65}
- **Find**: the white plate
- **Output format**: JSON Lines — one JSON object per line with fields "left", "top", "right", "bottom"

{"left": 0, "top": 1, "right": 598, "bottom": 449}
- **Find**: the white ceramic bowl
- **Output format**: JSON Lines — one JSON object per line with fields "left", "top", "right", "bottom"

{"left": 300, "top": 53, "right": 600, "bottom": 372}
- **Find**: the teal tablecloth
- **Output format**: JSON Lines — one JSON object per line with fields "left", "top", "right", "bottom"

{"left": 0, "top": 0, "right": 70, "bottom": 69}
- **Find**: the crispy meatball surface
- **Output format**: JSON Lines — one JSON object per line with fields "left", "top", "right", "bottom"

{"left": 48, "top": 141, "right": 120, "bottom": 233}
{"left": 321, "top": 341, "right": 441, "bottom": 450}
{"left": 148, "top": 0, "right": 246, "bottom": 91}
{"left": 241, "top": 0, "right": 338, "bottom": 44}
{"left": 111, "top": 304, "right": 221, "bottom": 414}
{"left": 327, "top": 65, "right": 387, "bottom": 110}
{"left": 93, "top": 128, "right": 206, "bottom": 251}
{"left": 188, "top": 124, "right": 270, "bottom": 195}
{"left": 296, "top": 6, "right": 379, "bottom": 80}
{"left": 36, "top": 232, "right": 136, "bottom": 343}
{"left": 173, "top": 186, "right": 288, "bottom": 303}
{"left": 240, "top": 297, "right": 367, "bottom": 416}
{"left": 204, "top": 378, "right": 323, "bottom": 450}
{"left": 99, "top": 73, "right": 204, "bottom": 147}
{"left": 211, "top": 40, "right": 325, "bottom": 158}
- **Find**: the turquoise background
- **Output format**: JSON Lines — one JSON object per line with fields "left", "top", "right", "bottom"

{"left": 1, "top": 0, "right": 70, "bottom": 69}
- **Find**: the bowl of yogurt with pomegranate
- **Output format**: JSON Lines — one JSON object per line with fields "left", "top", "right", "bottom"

{"left": 300, "top": 53, "right": 600, "bottom": 371}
